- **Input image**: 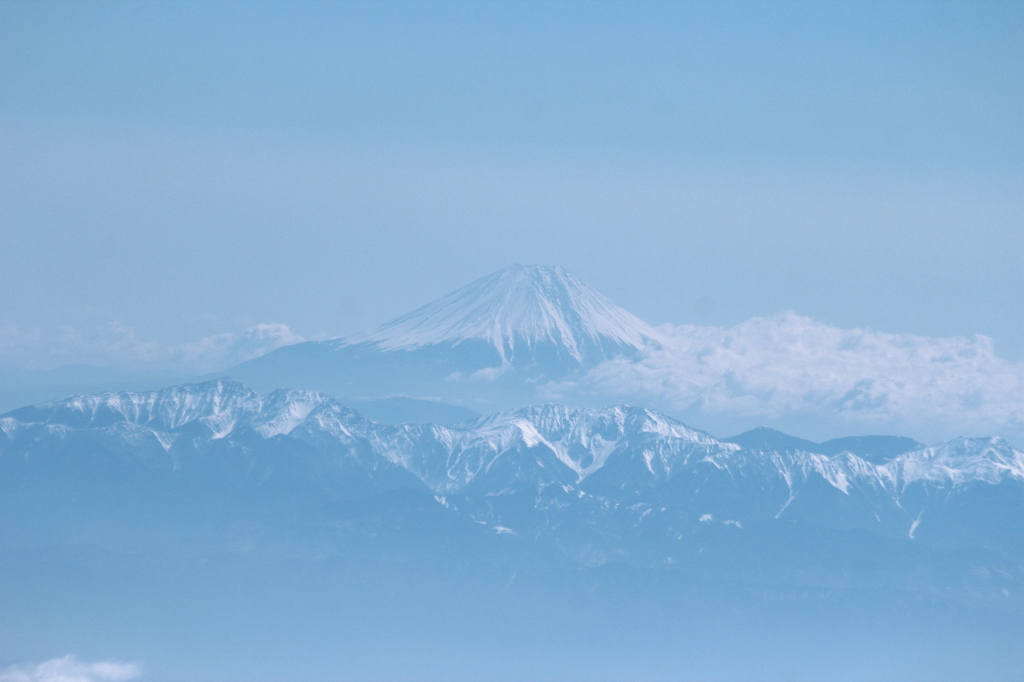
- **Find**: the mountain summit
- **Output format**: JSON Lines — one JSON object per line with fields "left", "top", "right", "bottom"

{"left": 226, "top": 265, "right": 660, "bottom": 408}
{"left": 344, "top": 265, "right": 662, "bottom": 364}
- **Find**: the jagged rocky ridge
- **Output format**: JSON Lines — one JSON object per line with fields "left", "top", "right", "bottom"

{"left": 3, "top": 379, "right": 1021, "bottom": 565}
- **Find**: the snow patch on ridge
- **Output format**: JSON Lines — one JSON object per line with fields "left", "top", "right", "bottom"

{"left": 254, "top": 391, "right": 324, "bottom": 438}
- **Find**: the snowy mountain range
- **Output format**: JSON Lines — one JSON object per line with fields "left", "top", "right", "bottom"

{"left": 4, "top": 379, "right": 1021, "bottom": 577}
{"left": 226, "top": 265, "right": 663, "bottom": 410}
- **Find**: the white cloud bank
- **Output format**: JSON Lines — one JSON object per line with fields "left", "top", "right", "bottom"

{"left": 0, "top": 321, "right": 303, "bottom": 374}
{"left": 2, "top": 310, "right": 1021, "bottom": 443}
{"left": 545, "top": 313, "right": 1024, "bottom": 443}
{"left": 0, "top": 656, "right": 141, "bottom": 682}
{"left": 175, "top": 323, "right": 304, "bottom": 370}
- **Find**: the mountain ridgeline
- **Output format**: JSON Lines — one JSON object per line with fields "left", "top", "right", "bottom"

{"left": 724, "top": 426, "right": 925, "bottom": 464}
{"left": 3, "top": 379, "right": 1021, "bottom": 570}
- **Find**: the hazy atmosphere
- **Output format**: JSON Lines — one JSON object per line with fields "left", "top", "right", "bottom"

{"left": 3, "top": 1, "right": 1022, "bottom": 447}
{"left": 2, "top": 1, "right": 1021, "bottom": 350}
{"left": 1, "top": 2, "right": 1022, "bottom": 681}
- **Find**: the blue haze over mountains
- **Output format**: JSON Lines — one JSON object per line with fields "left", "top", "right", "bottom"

{"left": 2, "top": 266, "right": 1023, "bottom": 680}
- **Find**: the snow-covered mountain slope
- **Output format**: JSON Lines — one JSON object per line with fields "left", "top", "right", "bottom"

{"left": 3, "top": 379, "right": 351, "bottom": 442}
{"left": 363, "top": 404, "right": 730, "bottom": 495}
{"left": 7, "top": 380, "right": 1023, "bottom": 493}
{"left": 343, "top": 265, "right": 663, "bottom": 364}
{"left": 3, "top": 379, "right": 1022, "bottom": 559}
{"left": 890, "top": 437, "right": 1024, "bottom": 487}
{"left": 5, "top": 380, "right": 1023, "bottom": 498}
{"left": 225, "top": 266, "right": 663, "bottom": 406}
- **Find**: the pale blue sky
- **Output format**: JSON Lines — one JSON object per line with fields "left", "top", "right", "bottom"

{"left": 1, "top": 0, "right": 1022, "bottom": 369}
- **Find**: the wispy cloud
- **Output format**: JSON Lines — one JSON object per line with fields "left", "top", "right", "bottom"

{"left": 174, "top": 323, "right": 304, "bottom": 370}
{"left": 0, "top": 656, "right": 141, "bottom": 682}
{"left": 0, "top": 321, "right": 303, "bottom": 374}
{"left": 544, "top": 312, "right": 1024, "bottom": 443}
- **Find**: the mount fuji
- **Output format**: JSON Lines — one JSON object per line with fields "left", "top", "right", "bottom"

{"left": 226, "top": 265, "right": 662, "bottom": 412}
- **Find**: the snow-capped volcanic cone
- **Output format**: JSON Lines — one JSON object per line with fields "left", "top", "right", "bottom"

{"left": 346, "top": 265, "right": 662, "bottom": 365}
{"left": 226, "top": 265, "right": 662, "bottom": 409}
